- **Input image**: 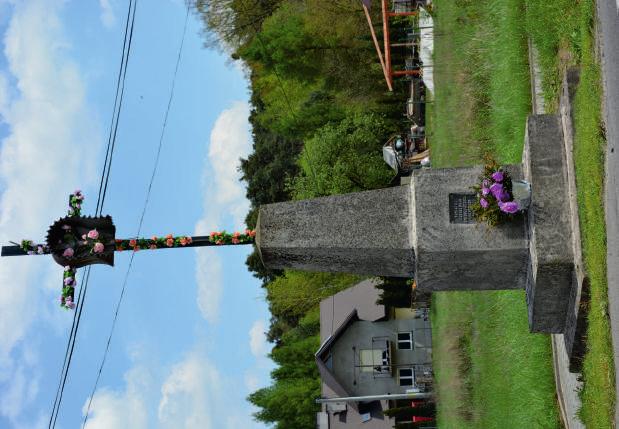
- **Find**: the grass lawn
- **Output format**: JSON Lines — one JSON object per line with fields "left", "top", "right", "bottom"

{"left": 430, "top": 0, "right": 613, "bottom": 427}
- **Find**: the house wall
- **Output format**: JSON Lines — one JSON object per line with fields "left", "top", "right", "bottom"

{"left": 330, "top": 318, "right": 432, "bottom": 397}
{"left": 325, "top": 400, "right": 394, "bottom": 429}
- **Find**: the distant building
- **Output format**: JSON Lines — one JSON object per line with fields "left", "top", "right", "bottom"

{"left": 316, "top": 279, "right": 432, "bottom": 429}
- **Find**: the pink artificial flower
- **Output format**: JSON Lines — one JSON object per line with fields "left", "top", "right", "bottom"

{"left": 186, "top": 236, "right": 193, "bottom": 244}
{"left": 129, "top": 239, "right": 137, "bottom": 247}
{"left": 87, "top": 229, "right": 99, "bottom": 240}
{"left": 150, "top": 244, "right": 157, "bottom": 250}
{"left": 82, "top": 234, "right": 87, "bottom": 240}
{"left": 249, "top": 230, "right": 256, "bottom": 238}
{"left": 232, "top": 232, "right": 241, "bottom": 238}
{"left": 232, "top": 238, "right": 240, "bottom": 244}
{"left": 93, "top": 242, "right": 105, "bottom": 253}
{"left": 64, "top": 277, "right": 74, "bottom": 286}
{"left": 151, "top": 236, "right": 158, "bottom": 241}
{"left": 180, "top": 237, "right": 188, "bottom": 246}
{"left": 166, "top": 234, "right": 173, "bottom": 239}
{"left": 216, "top": 239, "right": 223, "bottom": 245}
{"left": 134, "top": 246, "right": 140, "bottom": 252}
{"left": 480, "top": 198, "right": 489, "bottom": 208}
{"left": 63, "top": 248, "right": 74, "bottom": 258}
{"left": 65, "top": 298, "right": 75, "bottom": 309}
{"left": 166, "top": 238, "right": 174, "bottom": 247}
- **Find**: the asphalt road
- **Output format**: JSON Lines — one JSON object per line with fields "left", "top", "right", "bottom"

{"left": 597, "top": 0, "right": 619, "bottom": 424}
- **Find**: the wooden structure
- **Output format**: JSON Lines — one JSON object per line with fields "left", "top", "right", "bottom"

{"left": 361, "top": 0, "right": 422, "bottom": 91}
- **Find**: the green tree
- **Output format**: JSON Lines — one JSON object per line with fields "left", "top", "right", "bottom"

{"left": 248, "top": 311, "right": 322, "bottom": 429}
{"left": 290, "top": 112, "right": 394, "bottom": 199}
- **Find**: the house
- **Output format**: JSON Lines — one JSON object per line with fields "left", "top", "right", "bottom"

{"left": 316, "top": 279, "right": 433, "bottom": 428}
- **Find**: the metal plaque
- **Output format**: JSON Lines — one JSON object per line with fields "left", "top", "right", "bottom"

{"left": 448, "top": 193, "right": 476, "bottom": 224}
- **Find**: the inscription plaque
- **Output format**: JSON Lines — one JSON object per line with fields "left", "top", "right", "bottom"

{"left": 448, "top": 193, "right": 476, "bottom": 224}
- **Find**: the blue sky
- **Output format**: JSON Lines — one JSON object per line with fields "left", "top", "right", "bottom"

{"left": 0, "top": 1, "right": 274, "bottom": 428}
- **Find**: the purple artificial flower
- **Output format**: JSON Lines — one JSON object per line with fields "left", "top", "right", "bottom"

{"left": 93, "top": 242, "right": 105, "bottom": 253}
{"left": 491, "top": 171, "right": 504, "bottom": 182}
{"left": 61, "top": 225, "right": 71, "bottom": 231}
{"left": 27, "top": 251, "right": 34, "bottom": 255}
{"left": 499, "top": 201, "right": 519, "bottom": 214}
{"left": 64, "top": 277, "right": 74, "bottom": 286}
{"left": 489, "top": 182, "right": 504, "bottom": 199}
{"left": 37, "top": 246, "right": 44, "bottom": 254}
{"left": 65, "top": 297, "right": 75, "bottom": 309}
{"left": 62, "top": 248, "right": 74, "bottom": 258}
{"left": 498, "top": 189, "right": 511, "bottom": 202}
{"left": 482, "top": 187, "right": 490, "bottom": 196}
{"left": 480, "top": 198, "right": 489, "bottom": 208}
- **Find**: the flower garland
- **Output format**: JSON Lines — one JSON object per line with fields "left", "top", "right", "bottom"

{"left": 115, "top": 234, "right": 194, "bottom": 252}
{"left": 471, "top": 157, "right": 521, "bottom": 226}
{"left": 61, "top": 266, "right": 77, "bottom": 309}
{"left": 114, "top": 230, "right": 256, "bottom": 252}
{"left": 68, "top": 190, "right": 84, "bottom": 217}
{"left": 20, "top": 240, "right": 50, "bottom": 255}
{"left": 208, "top": 229, "right": 256, "bottom": 245}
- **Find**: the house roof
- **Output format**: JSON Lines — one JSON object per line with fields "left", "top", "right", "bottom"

{"left": 315, "top": 280, "right": 387, "bottom": 409}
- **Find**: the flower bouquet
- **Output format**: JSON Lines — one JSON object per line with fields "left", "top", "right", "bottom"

{"left": 471, "top": 157, "right": 526, "bottom": 226}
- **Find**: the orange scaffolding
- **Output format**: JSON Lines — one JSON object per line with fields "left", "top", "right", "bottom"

{"left": 362, "top": 0, "right": 420, "bottom": 91}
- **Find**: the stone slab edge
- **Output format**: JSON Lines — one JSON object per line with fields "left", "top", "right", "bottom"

{"left": 523, "top": 113, "right": 575, "bottom": 333}
{"left": 559, "top": 67, "right": 589, "bottom": 373}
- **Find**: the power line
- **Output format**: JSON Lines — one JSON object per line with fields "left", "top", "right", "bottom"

{"left": 48, "top": 2, "right": 138, "bottom": 428}
{"left": 81, "top": 7, "right": 190, "bottom": 428}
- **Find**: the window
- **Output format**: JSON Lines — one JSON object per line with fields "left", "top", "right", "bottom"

{"left": 398, "top": 368, "right": 414, "bottom": 386}
{"left": 397, "top": 332, "right": 413, "bottom": 350}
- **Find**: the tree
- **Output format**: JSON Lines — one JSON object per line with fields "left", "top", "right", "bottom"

{"left": 290, "top": 112, "right": 394, "bottom": 200}
{"left": 248, "top": 311, "right": 322, "bottom": 429}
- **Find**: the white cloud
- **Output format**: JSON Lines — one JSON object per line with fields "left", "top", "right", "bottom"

{"left": 99, "top": 0, "right": 115, "bottom": 28}
{"left": 194, "top": 102, "right": 251, "bottom": 323}
{"left": 158, "top": 351, "right": 220, "bottom": 429}
{"left": 248, "top": 320, "right": 268, "bottom": 358}
{"left": 82, "top": 366, "right": 151, "bottom": 429}
{"left": 0, "top": 0, "right": 100, "bottom": 423}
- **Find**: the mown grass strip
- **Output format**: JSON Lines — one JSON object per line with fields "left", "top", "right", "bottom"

{"left": 571, "top": 2, "right": 615, "bottom": 426}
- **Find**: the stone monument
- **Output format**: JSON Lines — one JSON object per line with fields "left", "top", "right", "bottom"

{"left": 256, "top": 110, "right": 584, "bottom": 349}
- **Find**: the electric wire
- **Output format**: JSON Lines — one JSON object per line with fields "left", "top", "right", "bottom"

{"left": 81, "top": 7, "right": 190, "bottom": 428}
{"left": 48, "top": 2, "right": 137, "bottom": 428}
{"left": 95, "top": 1, "right": 135, "bottom": 216}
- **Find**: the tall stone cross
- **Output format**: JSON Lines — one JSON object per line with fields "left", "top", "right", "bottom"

{"left": 1, "top": 191, "right": 255, "bottom": 309}
{"left": 254, "top": 113, "right": 584, "bottom": 354}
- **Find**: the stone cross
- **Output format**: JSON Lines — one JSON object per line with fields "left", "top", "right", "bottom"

{"left": 254, "top": 114, "right": 583, "bottom": 347}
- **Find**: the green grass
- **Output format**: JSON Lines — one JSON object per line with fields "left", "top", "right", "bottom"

{"left": 431, "top": 0, "right": 530, "bottom": 168}
{"left": 430, "top": 0, "right": 614, "bottom": 427}
{"left": 432, "top": 292, "right": 560, "bottom": 428}
{"left": 571, "top": 2, "right": 615, "bottom": 426}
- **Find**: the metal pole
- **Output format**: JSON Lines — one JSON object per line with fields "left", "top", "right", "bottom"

{"left": 316, "top": 392, "right": 433, "bottom": 403}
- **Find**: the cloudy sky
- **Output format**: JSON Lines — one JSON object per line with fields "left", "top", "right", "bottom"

{"left": 0, "top": 1, "right": 273, "bottom": 428}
